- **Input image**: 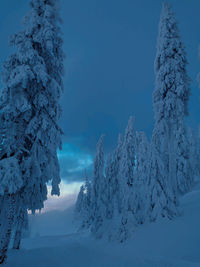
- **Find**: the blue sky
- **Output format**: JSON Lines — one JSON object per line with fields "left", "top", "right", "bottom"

{"left": 0, "top": 0, "right": 200, "bottom": 191}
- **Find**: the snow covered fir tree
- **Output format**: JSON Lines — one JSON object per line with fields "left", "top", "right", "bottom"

{"left": 0, "top": 0, "right": 64, "bottom": 263}
{"left": 75, "top": 3, "right": 199, "bottom": 242}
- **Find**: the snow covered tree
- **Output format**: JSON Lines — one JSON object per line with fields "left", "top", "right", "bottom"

{"left": 104, "top": 153, "right": 115, "bottom": 220}
{"left": 147, "top": 131, "right": 178, "bottom": 222}
{"left": 113, "top": 134, "right": 123, "bottom": 179}
{"left": 0, "top": 158, "right": 24, "bottom": 262}
{"left": 81, "top": 174, "right": 92, "bottom": 228}
{"left": 119, "top": 117, "right": 135, "bottom": 188}
{"left": 75, "top": 185, "right": 85, "bottom": 215}
{"left": 133, "top": 131, "right": 150, "bottom": 224}
{"left": 175, "top": 123, "right": 191, "bottom": 194}
{"left": 153, "top": 3, "right": 190, "bottom": 198}
{"left": 112, "top": 134, "right": 123, "bottom": 213}
{"left": 135, "top": 131, "right": 150, "bottom": 185}
{"left": 117, "top": 116, "right": 136, "bottom": 242}
{"left": 76, "top": 134, "right": 124, "bottom": 240}
{"left": 75, "top": 172, "right": 93, "bottom": 230}
{"left": 91, "top": 135, "right": 106, "bottom": 238}
{"left": 188, "top": 128, "right": 200, "bottom": 184}
{"left": 84, "top": 173, "right": 92, "bottom": 208}
{"left": 118, "top": 116, "right": 135, "bottom": 211}
{"left": 20, "top": 0, "right": 64, "bottom": 210}
{"left": 0, "top": 0, "right": 64, "bottom": 263}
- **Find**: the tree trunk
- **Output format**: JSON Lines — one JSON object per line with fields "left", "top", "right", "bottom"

{"left": 12, "top": 230, "right": 21, "bottom": 250}
{"left": 12, "top": 205, "right": 28, "bottom": 250}
{"left": 0, "top": 194, "right": 16, "bottom": 264}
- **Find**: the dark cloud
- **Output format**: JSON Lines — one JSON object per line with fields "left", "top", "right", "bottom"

{"left": 58, "top": 143, "right": 93, "bottom": 183}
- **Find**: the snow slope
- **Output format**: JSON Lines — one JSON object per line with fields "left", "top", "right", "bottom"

{"left": 5, "top": 184, "right": 200, "bottom": 267}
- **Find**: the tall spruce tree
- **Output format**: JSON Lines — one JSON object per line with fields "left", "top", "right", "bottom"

{"left": 135, "top": 132, "right": 150, "bottom": 183}
{"left": 91, "top": 135, "right": 106, "bottom": 238}
{"left": 104, "top": 153, "right": 115, "bottom": 220}
{"left": 134, "top": 131, "right": 150, "bottom": 224}
{"left": 119, "top": 117, "right": 135, "bottom": 189}
{"left": 118, "top": 116, "right": 136, "bottom": 242}
{"left": 112, "top": 134, "right": 123, "bottom": 213}
{"left": 153, "top": 3, "right": 190, "bottom": 199}
{"left": 82, "top": 174, "right": 92, "bottom": 228}
{"left": 75, "top": 171, "right": 92, "bottom": 230}
{"left": 0, "top": 0, "right": 64, "bottom": 263}
{"left": 75, "top": 185, "right": 85, "bottom": 215}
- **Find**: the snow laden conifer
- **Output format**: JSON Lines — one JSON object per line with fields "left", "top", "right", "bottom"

{"left": 117, "top": 116, "right": 136, "bottom": 242}
{"left": 120, "top": 117, "right": 135, "bottom": 186}
{"left": 188, "top": 128, "right": 200, "bottom": 184}
{"left": 153, "top": 3, "right": 191, "bottom": 199}
{"left": 75, "top": 185, "right": 85, "bottom": 215}
{"left": 0, "top": 0, "right": 64, "bottom": 262}
{"left": 104, "top": 153, "right": 115, "bottom": 220}
{"left": 75, "top": 134, "right": 124, "bottom": 240}
{"left": 75, "top": 172, "right": 92, "bottom": 230}
{"left": 101, "top": 135, "right": 125, "bottom": 239}
{"left": 101, "top": 152, "right": 124, "bottom": 240}
{"left": 112, "top": 134, "right": 123, "bottom": 213}
{"left": 135, "top": 132, "right": 150, "bottom": 186}
{"left": 82, "top": 174, "right": 92, "bottom": 228}
{"left": 91, "top": 135, "right": 106, "bottom": 238}
{"left": 175, "top": 123, "right": 191, "bottom": 194}
{"left": 118, "top": 117, "right": 135, "bottom": 208}
{"left": 113, "top": 134, "right": 123, "bottom": 180}
{"left": 133, "top": 131, "right": 150, "bottom": 224}
{"left": 147, "top": 131, "right": 178, "bottom": 222}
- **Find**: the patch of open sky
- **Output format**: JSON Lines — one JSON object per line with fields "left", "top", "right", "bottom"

{"left": 41, "top": 142, "right": 93, "bottom": 212}
{"left": 43, "top": 180, "right": 83, "bottom": 212}
{"left": 57, "top": 142, "right": 93, "bottom": 182}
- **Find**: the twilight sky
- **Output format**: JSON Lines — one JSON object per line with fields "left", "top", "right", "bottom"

{"left": 1, "top": 0, "right": 200, "bottom": 208}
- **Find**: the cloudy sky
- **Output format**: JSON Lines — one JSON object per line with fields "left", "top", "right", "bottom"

{"left": 1, "top": 0, "right": 200, "bottom": 210}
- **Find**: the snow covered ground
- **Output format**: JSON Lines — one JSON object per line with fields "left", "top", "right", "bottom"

{"left": 5, "top": 184, "right": 200, "bottom": 267}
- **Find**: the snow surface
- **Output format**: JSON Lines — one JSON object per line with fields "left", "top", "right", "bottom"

{"left": 5, "top": 184, "right": 200, "bottom": 267}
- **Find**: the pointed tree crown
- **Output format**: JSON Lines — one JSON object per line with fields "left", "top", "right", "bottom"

{"left": 154, "top": 2, "right": 190, "bottom": 124}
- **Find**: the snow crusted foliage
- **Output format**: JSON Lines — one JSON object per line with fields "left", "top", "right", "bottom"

{"left": 0, "top": 0, "right": 64, "bottom": 210}
{"left": 0, "top": 157, "right": 23, "bottom": 195}
{"left": 153, "top": 3, "right": 191, "bottom": 196}
{"left": 75, "top": 3, "right": 199, "bottom": 242}
{"left": 0, "top": 0, "right": 64, "bottom": 263}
